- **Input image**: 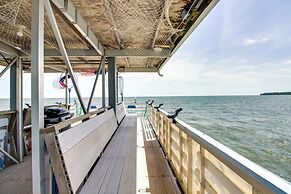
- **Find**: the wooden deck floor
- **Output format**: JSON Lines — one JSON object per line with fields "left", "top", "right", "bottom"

{"left": 0, "top": 154, "right": 50, "bottom": 194}
{"left": 80, "top": 115, "right": 181, "bottom": 194}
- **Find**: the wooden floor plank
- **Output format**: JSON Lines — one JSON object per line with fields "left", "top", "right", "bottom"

{"left": 102, "top": 122, "right": 130, "bottom": 193}
{"left": 118, "top": 117, "right": 137, "bottom": 194}
{"left": 163, "top": 177, "right": 179, "bottom": 194}
{"left": 80, "top": 119, "right": 127, "bottom": 194}
{"left": 81, "top": 115, "right": 181, "bottom": 194}
{"left": 0, "top": 154, "right": 50, "bottom": 194}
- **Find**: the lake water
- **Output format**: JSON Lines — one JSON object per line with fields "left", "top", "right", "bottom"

{"left": 0, "top": 95, "right": 290, "bottom": 182}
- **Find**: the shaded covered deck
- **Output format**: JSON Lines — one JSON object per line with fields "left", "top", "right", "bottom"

{"left": 0, "top": 113, "right": 181, "bottom": 194}
{"left": 0, "top": 0, "right": 220, "bottom": 193}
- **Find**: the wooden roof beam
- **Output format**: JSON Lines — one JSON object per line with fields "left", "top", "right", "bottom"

{"left": 106, "top": 49, "right": 171, "bottom": 58}
{"left": 45, "top": 49, "right": 99, "bottom": 57}
{"left": 117, "top": 67, "right": 158, "bottom": 72}
{"left": 0, "top": 41, "right": 27, "bottom": 57}
{"left": 51, "top": 0, "right": 104, "bottom": 55}
{"left": 44, "top": 48, "right": 171, "bottom": 58}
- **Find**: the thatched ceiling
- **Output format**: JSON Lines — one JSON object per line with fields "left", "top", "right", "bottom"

{"left": 0, "top": 0, "right": 218, "bottom": 73}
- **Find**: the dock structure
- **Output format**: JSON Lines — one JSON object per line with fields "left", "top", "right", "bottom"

{"left": 0, "top": 0, "right": 291, "bottom": 194}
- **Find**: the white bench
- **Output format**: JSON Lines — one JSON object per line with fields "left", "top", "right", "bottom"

{"left": 43, "top": 104, "right": 126, "bottom": 193}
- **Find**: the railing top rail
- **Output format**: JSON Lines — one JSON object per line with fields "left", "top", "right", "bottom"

{"left": 153, "top": 106, "right": 291, "bottom": 194}
{"left": 0, "top": 110, "right": 16, "bottom": 116}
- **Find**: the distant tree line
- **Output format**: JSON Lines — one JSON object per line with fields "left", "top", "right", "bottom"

{"left": 260, "top": 92, "right": 291, "bottom": 95}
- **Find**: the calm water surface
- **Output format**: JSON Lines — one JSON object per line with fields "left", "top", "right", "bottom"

{"left": 125, "top": 96, "right": 291, "bottom": 182}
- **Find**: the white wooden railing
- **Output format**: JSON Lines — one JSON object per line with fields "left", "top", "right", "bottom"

{"left": 147, "top": 105, "right": 291, "bottom": 194}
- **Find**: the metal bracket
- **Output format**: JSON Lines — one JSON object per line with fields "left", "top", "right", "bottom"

{"left": 44, "top": 0, "right": 87, "bottom": 114}
{"left": 148, "top": 100, "right": 154, "bottom": 106}
{"left": 0, "top": 147, "right": 19, "bottom": 164}
{"left": 167, "top": 108, "right": 183, "bottom": 123}
{"left": 0, "top": 56, "right": 18, "bottom": 78}
{"left": 154, "top": 103, "right": 163, "bottom": 111}
{"left": 87, "top": 56, "right": 104, "bottom": 112}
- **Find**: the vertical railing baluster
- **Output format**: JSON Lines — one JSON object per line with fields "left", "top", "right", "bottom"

{"left": 159, "top": 113, "right": 162, "bottom": 139}
{"left": 200, "top": 146, "right": 205, "bottom": 194}
{"left": 158, "top": 114, "right": 162, "bottom": 140}
{"left": 167, "top": 119, "right": 170, "bottom": 149}
{"left": 179, "top": 128, "right": 183, "bottom": 186}
{"left": 252, "top": 187, "right": 261, "bottom": 194}
{"left": 165, "top": 116, "right": 171, "bottom": 155}
{"left": 187, "top": 136, "right": 193, "bottom": 194}
{"left": 156, "top": 111, "right": 158, "bottom": 133}
{"left": 167, "top": 120, "right": 171, "bottom": 157}
{"left": 156, "top": 111, "right": 159, "bottom": 136}
{"left": 169, "top": 122, "right": 172, "bottom": 160}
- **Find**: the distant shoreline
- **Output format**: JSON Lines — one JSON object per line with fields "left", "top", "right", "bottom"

{"left": 260, "top": 92, "right": 291, "bottom": 95}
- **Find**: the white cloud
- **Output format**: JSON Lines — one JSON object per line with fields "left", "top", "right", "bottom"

{"left": 242, "top": 37, "right": 270, "bottom": 46}
{"left": 162, "top": 57, "right": 206, "bottom": 82}
{"left": 284, "top": 60, "right": 291, "bottom": 65}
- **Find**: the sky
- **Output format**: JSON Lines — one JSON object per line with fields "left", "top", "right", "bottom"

{"left": 1, "top": 0, "right": 291, "bottom": 98}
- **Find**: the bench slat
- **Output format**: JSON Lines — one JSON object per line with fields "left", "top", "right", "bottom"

{"left": 57, "top": 109, "right": 114, "bottom": 154}
{"left": 45, "top": 109, "right": 118, "bottom": 193}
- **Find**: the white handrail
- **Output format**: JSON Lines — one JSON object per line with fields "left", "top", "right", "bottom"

{"left": 149, "top": 105, "right": 291, "bottom": 194}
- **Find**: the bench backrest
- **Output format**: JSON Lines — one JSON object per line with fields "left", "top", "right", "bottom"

{"left": 116, "top": 103, "right": 126, "bottom": 124}
{"left": 45, "top": 109, "right": 118, "bottom": 193}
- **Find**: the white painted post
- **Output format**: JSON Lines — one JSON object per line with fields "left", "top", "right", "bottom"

{"left": 17, "top": 58, "right": 23, "bottom": 162}
{"left": 31, "top": 0, "right": 46, "bottom": 193}
{"left": 9, "top": 58, "right": 24, "bottom": 162}
{"left": 10, "top": 59, "right": 17, "bottom": 159}
{"left": 116, "top": 72, "right": 119, "bottom": 104}
{"left": 108, "top": 57, "right": 117, "bottom": 112}
{"left": 102, "top": 57, "right": 106, "bottom": 108}
{"left": 65, "top": 70, "right": 68, "bottom": 110}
